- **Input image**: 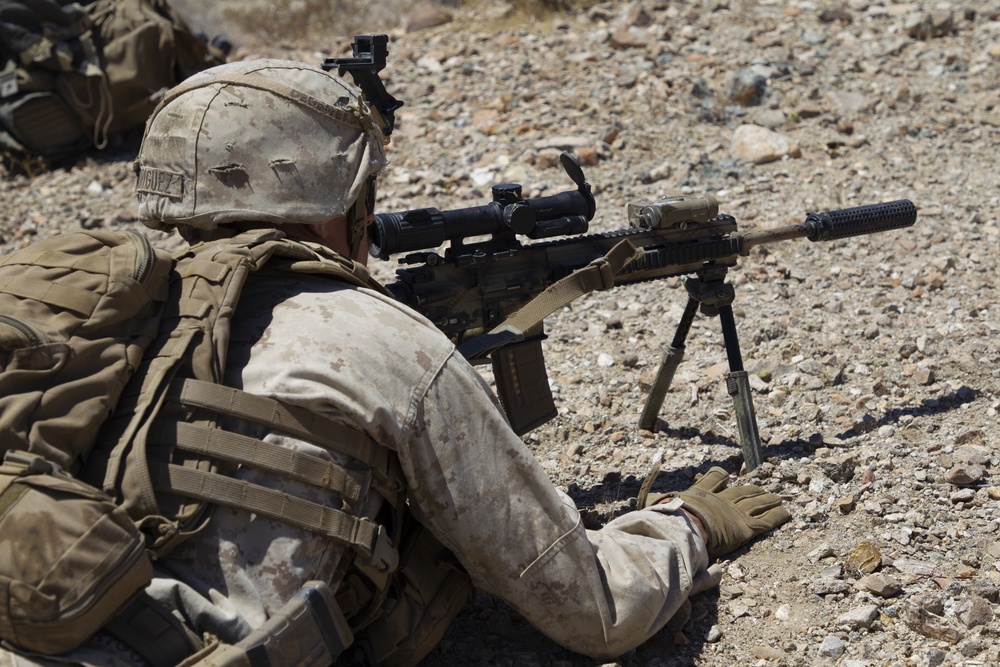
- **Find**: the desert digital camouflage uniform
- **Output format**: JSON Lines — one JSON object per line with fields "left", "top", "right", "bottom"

{"left": 0, "top": 268, "right": 716, "bottom": 666}
{"left": 166, "top": 270, "right": 719, "bottom": 658}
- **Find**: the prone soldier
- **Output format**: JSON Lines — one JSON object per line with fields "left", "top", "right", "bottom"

{"left": 0, "top": 56, "right": 789, "bottom": 666}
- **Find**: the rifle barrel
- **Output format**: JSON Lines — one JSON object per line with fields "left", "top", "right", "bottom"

{"left": 741, "top": 199, "right": 916, "bottom": 252}
{"left": 741, "top": 225, "right": 809, "bottom": 251}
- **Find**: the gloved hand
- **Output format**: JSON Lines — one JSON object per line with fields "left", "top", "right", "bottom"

{"left": 640, "top": 466, "right": 790, "bottom": 559}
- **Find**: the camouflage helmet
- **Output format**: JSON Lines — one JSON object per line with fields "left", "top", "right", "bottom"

{"left": 134, "top": 59, "right": 387, "bottom": 237}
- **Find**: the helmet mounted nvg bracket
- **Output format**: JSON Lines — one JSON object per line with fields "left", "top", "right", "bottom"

{"left": 323, "top": 34, "right": 404, "bottom": 139}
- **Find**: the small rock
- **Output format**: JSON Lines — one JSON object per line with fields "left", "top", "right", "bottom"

{"left": 818, "top": 635, "right": 846, "bottom": 658}
{"left": 809, "top": 577, "right": 852, "bottom": 597}
{"left": 729, "top": 69, "right": 767, "bottom": 106}
{"left": 954, "top": 442, "right": 989, "bottom": 462}
{"left": 836, "top": 495, "right": 857, "bottom": 513}
{"left": 905, "top": 11, "right": 955, "bottom": 39}
{"left": 535, "top": 149, "right": 563, "bottom": 169}
{"left": 405, "top": 3, "right": 453, "bottom": 32}
{"left": 910, "top": 592, "right": 944, "bottom": 615}
{"left": 818, "top": 455, "right": 857, "bottom": 482}
{"left": 534, "top": 135, "right": 593, "bottom": 151}
{"left": 825, "top": 89, "right": 871, "bottom": 115}
{"left": 837, "top": 603, "right": 879, "bottom": 629}
{"left": 950, "top": 488, "right": 976, "bottom": 504}
{"left": 638, "top": 160, "right": 673, "bottom": 184}
{"left": 845, "top": 541, "right": 882, "bottom": 575}
{"left": 914, "top": 648, "right": 948, "bottom": 667}
{"left": 955, "top": 595, "right": 993, "bottom": 628}
{"left": 575, "top": 147, "right": 599, "bottom": 166}
{"left": 598, "top": 124, "right": 621, "bottom": 145}
{"left": 819, "top": 564, "right": 843, "bottom": 579}
{"left": 609, "top": 28, "right": 647, "bottom": 49}
{"left": 750, "top": 645, "right": 784, "bottom": 661}
{"left": 731, "top": 125, "right": 800, "bottom": 164}
{"left": 905, "top": 604, "right": 962, "bottom": 643}
{"left": 754, "top": 109, "right": 786, "bottom": 128}
{"left": 706, "top": 625, "right": 722, "bottom": 642}
{"left": 807, "top": 543, "right": 835, "bottom": 562}
{"left": 624, "top": 3, "right": 653, "bottom": 27}
{"left": 946, "top": 463, "right": 986, "bottom": 486}
{"left": 965, "top": 580, "right": 1000, "bottom": 604}
{"left": 857, "top": 573, "right": 902, "bottom": 597}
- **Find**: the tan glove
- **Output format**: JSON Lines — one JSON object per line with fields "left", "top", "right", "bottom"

{"left": 640, "top": 466, "right": 790, "bottom": 560}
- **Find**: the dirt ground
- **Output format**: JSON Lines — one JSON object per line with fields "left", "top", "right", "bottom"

{"left": 2, "top": 1, "right": 999, "bottom": 665}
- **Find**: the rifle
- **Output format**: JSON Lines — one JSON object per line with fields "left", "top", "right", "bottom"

{"left": 370, "top": 152, "right": 917, "bottom": 469}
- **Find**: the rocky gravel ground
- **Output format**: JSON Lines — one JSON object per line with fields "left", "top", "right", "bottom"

{"left": 2, "top": 1, "right": 999, "bottom": 665}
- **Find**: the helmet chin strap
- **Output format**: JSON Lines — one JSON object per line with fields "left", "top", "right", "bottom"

{"left": 346, "top": 206, "right": 365, "bottom": 261}
{"left": 346, "top": 175, "right": 377, "bottom": 261}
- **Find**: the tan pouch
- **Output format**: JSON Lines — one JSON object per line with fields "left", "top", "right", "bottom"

{"left": 0, "top": 451, "right": 152, "bottom": 654}
{"left": 346, "top": 520, "right": 473, "bottom": 667}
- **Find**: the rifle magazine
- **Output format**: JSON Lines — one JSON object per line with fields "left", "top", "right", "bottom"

{"left": 491, "top": 335, "right": 556, "bottom": 436}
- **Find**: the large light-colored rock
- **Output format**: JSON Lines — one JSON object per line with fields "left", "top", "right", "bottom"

{"left": 731, "top": 124, "right": 800, "bottom": 164}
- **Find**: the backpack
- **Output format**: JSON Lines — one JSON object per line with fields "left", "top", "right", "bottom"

{"left": 0, "top": 229, "right": 472, "bottom": 665}
{"left": 0, "top": 229, "right": 172, "bottom": 653}
{"left": 0, "top": 0, "right": 225, "bottom": 159}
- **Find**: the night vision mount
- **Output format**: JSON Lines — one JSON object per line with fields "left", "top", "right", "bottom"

{"left": 323, "top": 34, "right": 404, "bottom": 137}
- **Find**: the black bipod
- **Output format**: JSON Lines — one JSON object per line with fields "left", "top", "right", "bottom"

{"left": 638, "top": 264, "right": 764, "bottom": 470}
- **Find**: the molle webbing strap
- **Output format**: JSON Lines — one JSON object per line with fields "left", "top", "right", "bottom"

{"left": 148, "top": 71, "right": 368, "bottom": 135}
{"left": 171, "top": 379, "right": 404, "bottom": 497}
{"left": 0, "top": 275, "right": 101, "bottom": 315}
{"left": 177, "top": 257, "right": 232, "bottom": 284}
{"left": 165, "top": 421, "right": 370, "bottom": 505}
{"left": 0, "top": 247, "right": 111, "bottom": 272}
{"left": 151, "top": 464, "right": 385, "bottom": 560}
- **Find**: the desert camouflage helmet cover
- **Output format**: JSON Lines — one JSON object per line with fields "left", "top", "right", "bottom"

{"left": 135, "top": 59, "right": 387, "bottom": 230}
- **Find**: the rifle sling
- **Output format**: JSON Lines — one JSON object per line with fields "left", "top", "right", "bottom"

{"left": 457, "top": 239, "right": 640, "bottom": 361}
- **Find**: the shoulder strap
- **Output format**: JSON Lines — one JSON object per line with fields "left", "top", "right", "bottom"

{"left": 89, "top": 231, "right": 402, "bottom": 567}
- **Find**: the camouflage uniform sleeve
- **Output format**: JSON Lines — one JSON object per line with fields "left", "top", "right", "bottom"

{"left": 395, "top": 350, "right": 713, "bottom": 659}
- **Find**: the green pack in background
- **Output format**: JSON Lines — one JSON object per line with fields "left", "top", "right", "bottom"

{"left": 0, "top": 0, "right": 226, "bottom": 159}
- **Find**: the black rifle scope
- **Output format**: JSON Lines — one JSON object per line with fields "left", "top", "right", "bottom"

{"left": 369, "top": 153, "right": 596, "bottom": 260}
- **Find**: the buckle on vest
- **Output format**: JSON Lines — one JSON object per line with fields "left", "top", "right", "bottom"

{"left": 0, "top": 60, "right": 17, "bottom": 98}
{"left": 3, "top": 450, "right": 63, "bottom": 475}
{"left": 359, "top": 524, "right": 399, "bottom": 574}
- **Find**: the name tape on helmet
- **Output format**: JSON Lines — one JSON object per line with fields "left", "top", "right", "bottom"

{"left": 137, "top": 166, "right": 185, "bottom": 198}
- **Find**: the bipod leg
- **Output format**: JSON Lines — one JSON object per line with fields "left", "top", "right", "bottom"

{"left": 717, "top": 304, "right": 763, "bottom": 471}
{"left": 639, "top": 296, "right": 700, "bottom": 431}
